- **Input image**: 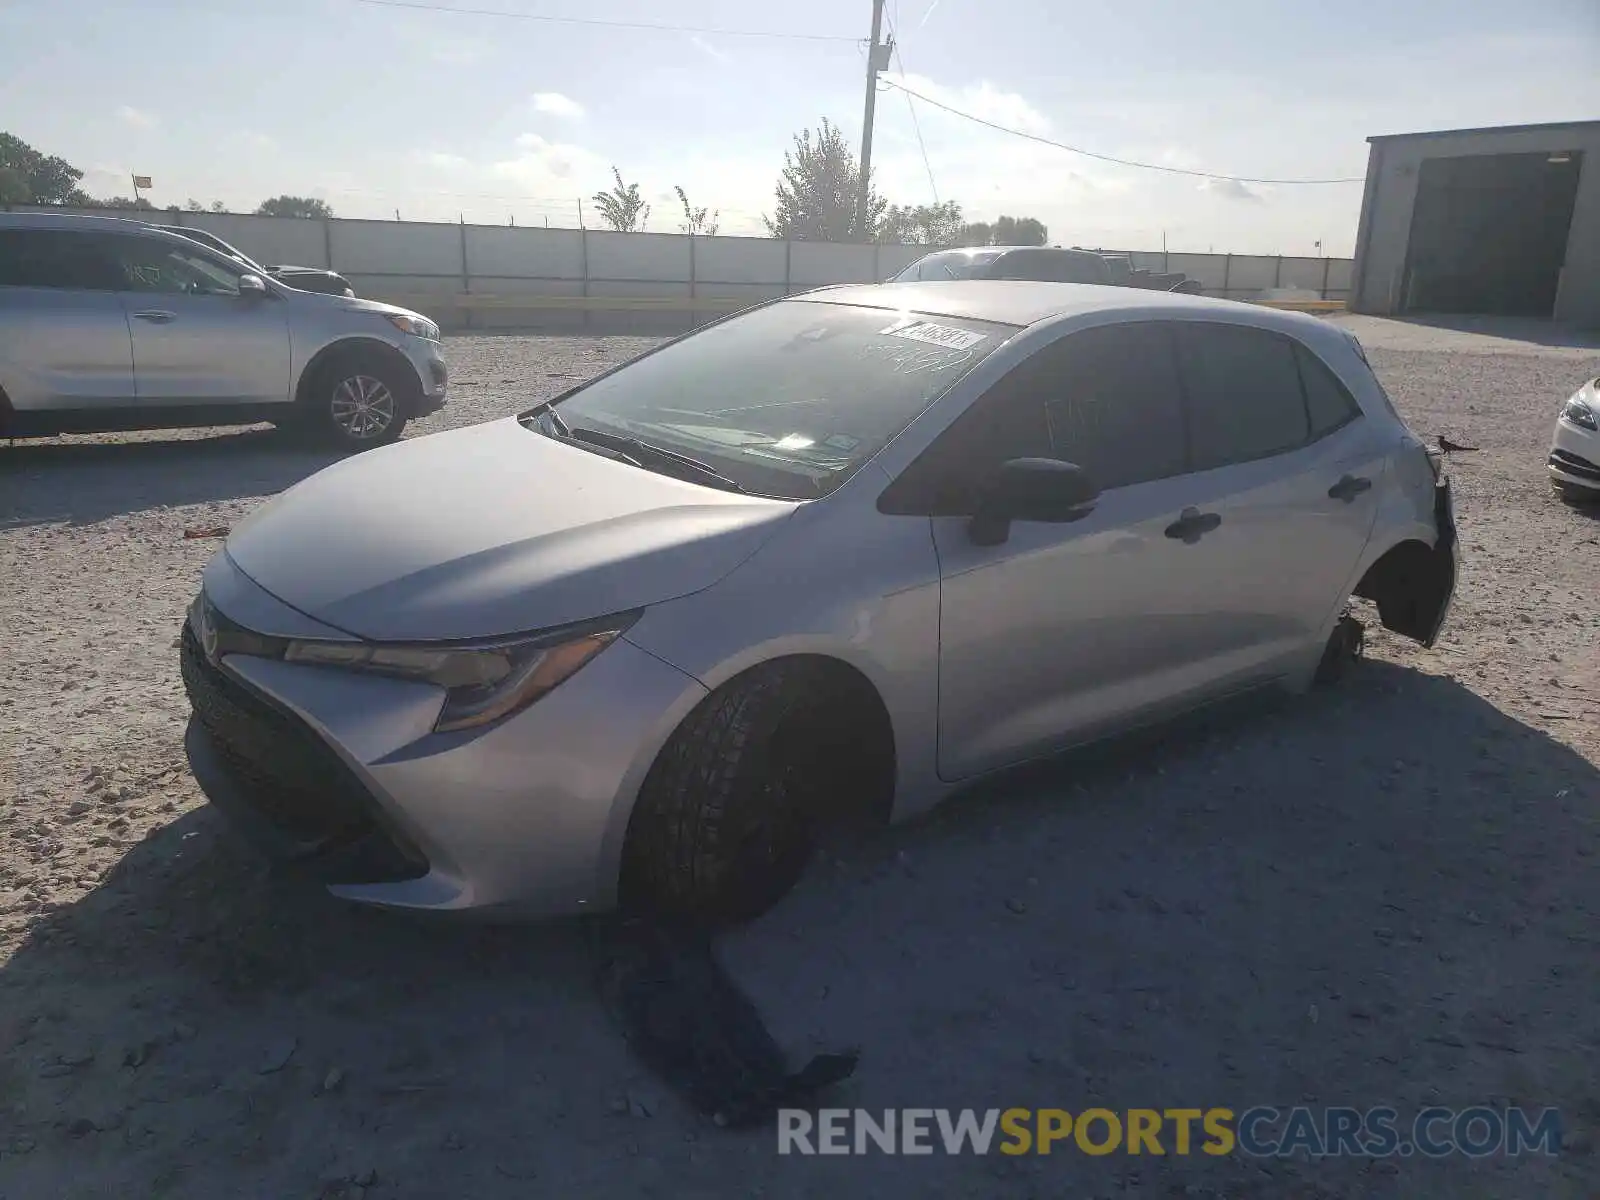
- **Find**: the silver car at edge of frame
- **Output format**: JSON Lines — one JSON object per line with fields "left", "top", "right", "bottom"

{"left": 179, "top": 281, "right": 1460, "bottom": 924}
{"left": 1549, "top": 374, "right": 1600, "bottom": 503}
{"left": 0, "top": 212, "right": 446, "bottom": 450}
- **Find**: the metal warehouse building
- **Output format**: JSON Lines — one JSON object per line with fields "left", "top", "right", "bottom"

{"left": 1350, "top": 120, "right": 1599, "bottom": 326}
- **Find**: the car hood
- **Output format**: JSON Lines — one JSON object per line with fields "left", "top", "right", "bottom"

{"left": 278, "top": 288, "right": 418, "bottom": 318}
{"left": 224, "top": 418, "right": 798, "bottom": 641}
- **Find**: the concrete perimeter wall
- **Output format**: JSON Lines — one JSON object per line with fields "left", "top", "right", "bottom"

{"left": 6, "top": 205, "right": 1353, "bottom": 331}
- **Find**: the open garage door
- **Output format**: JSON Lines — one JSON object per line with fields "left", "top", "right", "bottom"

{"left": 1400, "top": 150, "right": 1582, "bottom": 318}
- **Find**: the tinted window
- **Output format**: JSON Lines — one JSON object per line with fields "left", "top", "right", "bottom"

{"left": 1038, "top": 323, "right": 1186, "bottom": 489}
{"left": 880, "top": 322, "right": 1186, "bottom": 513}
{"left": 550, "top": 300, "right": 1015, "bottom": 500}
{"left": 1178, "top": 323, "right": 1309, "bottom": 470}
{"left": 990, "top": 250, "right": 1110, "bottom": 285}
{"left": 1294, "top": 344, "right": 1362, "bottom": 437}
{"left": 0, "top": 230, "right": 121, "bottom": 290}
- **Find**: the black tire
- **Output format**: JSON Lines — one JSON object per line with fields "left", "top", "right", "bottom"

{"left": 620, "top": 661, "right": 847, "bottom": 925}
{"left": 297, "top": 349, "right": 411, "bottom": 452}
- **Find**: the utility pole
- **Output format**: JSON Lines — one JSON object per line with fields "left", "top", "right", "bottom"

{"left": 855, "top": 0, "right": 890, "bottom": 241}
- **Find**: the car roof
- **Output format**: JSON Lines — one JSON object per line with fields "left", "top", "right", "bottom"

{"left": 0, "top": 211, "right": 167, "bottom": 232}
{"left": 797, "top": 280, "right": 1344, "bottom": 344}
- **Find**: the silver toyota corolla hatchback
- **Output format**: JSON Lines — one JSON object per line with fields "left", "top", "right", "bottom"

{"left": 181, "top": 282, "right": 1459, "bottom": 922}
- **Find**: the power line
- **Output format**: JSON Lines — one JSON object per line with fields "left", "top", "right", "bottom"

{"left": 886, "top": 16, "right": 939, "bottom": 203}
{"left": 877, "top": 77, "right": 1366, "bottom": 185}
{"left": 353, "top": 0, "right": 861, "bottom": 42}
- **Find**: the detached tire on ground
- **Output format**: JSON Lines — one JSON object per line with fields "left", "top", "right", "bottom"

{"left": 294, "top": 349, "right": 411, "bottom": 452}
{"left": 621, "top": 660, "right": 858, "bottom": 925}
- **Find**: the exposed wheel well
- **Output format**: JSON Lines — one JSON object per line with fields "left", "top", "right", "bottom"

{"left": 295, "top": 339, "right": 422, "bottom": 410}
{"left": 1353, "top": 538, "right": 1453, "bottom": 647}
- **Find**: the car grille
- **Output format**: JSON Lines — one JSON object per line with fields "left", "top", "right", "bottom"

{"left": 180, "top": 622, "right": 427, "bottom": 882}
{"left": 1550, "top": 448, "right": 1600, "bottom": 482}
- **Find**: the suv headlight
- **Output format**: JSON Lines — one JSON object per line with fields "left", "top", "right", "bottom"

{"left": 1562, "top": 396, "right": 1598, "bottom": 431}
{"left": 384, "top": 312, "right": 440, "bottom": 341}
{"left": 283, "top": 613, "right": 638, "bottom": 733}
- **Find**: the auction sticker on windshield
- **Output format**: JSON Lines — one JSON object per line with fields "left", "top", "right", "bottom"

{"left": 881, "top": 320, "right": 989, "bottom": 351}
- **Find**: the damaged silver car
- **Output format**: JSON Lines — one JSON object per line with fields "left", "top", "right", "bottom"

{"left": 180, "top": 282, "right": 1458, "bottom": 923}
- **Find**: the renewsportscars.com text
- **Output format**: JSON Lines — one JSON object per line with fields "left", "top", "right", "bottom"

{"left": 777, "top": 1106, "right": 1564, "bottom": 1158}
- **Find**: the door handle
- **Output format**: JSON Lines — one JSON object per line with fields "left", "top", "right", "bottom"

{"left": 1164, "top": 506, "right": 1222, "bottom": 543}
{"left": 131, "top": 310, "right": 176, "bottom": 323}
{"left": 1328, "top": 474, "right": 1373, "bottom": 502}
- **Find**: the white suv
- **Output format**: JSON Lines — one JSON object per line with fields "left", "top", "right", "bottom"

{"left": 0, "top": 213, "right": 447, "bottom": 450}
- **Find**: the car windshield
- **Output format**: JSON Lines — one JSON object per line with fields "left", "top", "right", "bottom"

{"left": 539, "top": 299, "right": 1016, "bottom": 500}
{"left": 897, "top": 249, "right": 1004, "bottom": 281}
{"left": 162, "top": 227, "right": 264, "bottom": 272}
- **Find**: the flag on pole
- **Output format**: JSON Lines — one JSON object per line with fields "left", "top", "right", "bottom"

{"left": 132, "top": 175, "right": 152, "bottom": 189}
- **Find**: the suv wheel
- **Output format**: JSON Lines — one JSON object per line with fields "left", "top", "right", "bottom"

{"left": 298, "top": 351, "right": 410, "bottom": 451}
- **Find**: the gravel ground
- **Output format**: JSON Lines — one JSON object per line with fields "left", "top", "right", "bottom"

{"left": 1, "top": 315, "right": 1597, "bottom": 1199}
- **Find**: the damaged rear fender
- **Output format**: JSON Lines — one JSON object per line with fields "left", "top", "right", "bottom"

{"left": 1354, "top": 539, "right": 1456, "bottom": 647}
{"left": 1351, "top": 478, "right": 1458, "bottom": 648}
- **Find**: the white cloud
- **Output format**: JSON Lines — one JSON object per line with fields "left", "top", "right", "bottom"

{"left": 1198, "top": 178, "right": 1266, "bottom": 204}
{"left": 241, "top": 131, "right": 278, "bottom": 153}
{"left": 879, "top": 72, "right": 1051, "bottom": 137}
{"left": 531, "top": 92, "right": 584, "bottom": 119}
{"left": 116, "top": 105, "right": 156, "bottom": 130}
{"left": 493, "top": 133, "right": 610, "bottom": 191}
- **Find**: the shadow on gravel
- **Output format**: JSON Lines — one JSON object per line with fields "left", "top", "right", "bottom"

{"left": 1384, "top": 314, "right": 1600, "bottom": 351}
{"left": 0, "top": 429, "right": 342, "bottom": 528}
{"left": 2, "top": 659, "right": 1596, "bottom": 1197}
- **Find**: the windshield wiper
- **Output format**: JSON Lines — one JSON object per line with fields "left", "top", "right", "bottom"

{"left": 520, "top": 399, "right": 572, "bottom": 438}
{"left": 565, "top": 425, "right": 751, "bottom": 494}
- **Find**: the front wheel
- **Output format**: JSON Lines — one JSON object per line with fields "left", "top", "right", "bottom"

{"left": 620, "top": 662, "right": 849, "bottom": 925}
{"left": 298, "top": 352, "right": 411, "bottom": 451}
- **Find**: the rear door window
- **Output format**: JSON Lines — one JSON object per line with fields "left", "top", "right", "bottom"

{"left": 0, "top": 229, "right": 121, "bottom": 290}
{"left": 1176, "top": 323, "right": 1310, "bottom": 470}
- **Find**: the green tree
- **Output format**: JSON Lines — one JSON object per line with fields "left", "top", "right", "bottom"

{"left": 591, "top": 168, "right": 649, "bottom": 233}
{"left": 763, "top": 118, "right": 883, "bottom": 242}
{"left": 93, "top": 196, "right": 156, "bottom": 210}
{"left": 674, "top": 185, "right": 718, "bottom": 237}
{"left": 955, "top": 221, "right": 993, "bottom": 246}
{"left": 991, "top": 214, "right": 1048, "bottom": 246}
{"left": 880, "top": 200, "right": 966, "bottom": 245}
{"left": 0, "top": 131, "right": 90, "bottom": 204}
{"left": 255, "top": 194, "right": 334, "bottom": 218}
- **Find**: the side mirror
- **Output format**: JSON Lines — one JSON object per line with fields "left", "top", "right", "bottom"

{"left": 237, "top": 273, "right": 268, "bottom": 298}
{"left": 968, "top": 457, "right": 1100, "bottom": 546}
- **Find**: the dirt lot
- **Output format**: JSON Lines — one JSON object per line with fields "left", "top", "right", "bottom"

{"left": 2, "top": 315, "right": 1598, "bottom": 1199}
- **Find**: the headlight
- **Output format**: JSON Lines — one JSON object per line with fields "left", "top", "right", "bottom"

{"left": 1562, "top": 396, "right": 1598, "bottom": 431}
{"left": 283, "top": 613, "right": 638, "bottom": 733}
{"left": 384, "top": 312, "right": 440, "bottom": 341}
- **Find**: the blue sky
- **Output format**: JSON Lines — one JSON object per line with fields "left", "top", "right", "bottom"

{"left": 0, "top": 0, "right": 1593, "bottom": 253}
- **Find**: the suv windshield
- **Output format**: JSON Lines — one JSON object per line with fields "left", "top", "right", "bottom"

{"left": 538, "top": 299, "right": 1016, "bottom": 500}
{"left": 897, "top": 250, "right": 1004, "bottom": 282}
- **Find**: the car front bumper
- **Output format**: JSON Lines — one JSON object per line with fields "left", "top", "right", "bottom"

{"left": 179, "top": 563, "right": 707, "bottom": 917}
{"left": 403, "top": 340, "right": 449, "bottom": 418}
{"left": 1549, "top": 413, "right": 1600, "bottom": 492}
